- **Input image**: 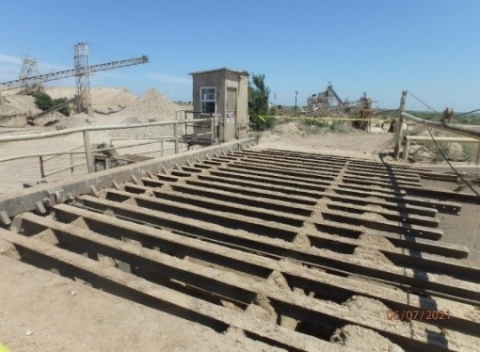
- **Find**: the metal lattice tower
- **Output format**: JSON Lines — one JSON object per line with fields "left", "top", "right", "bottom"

{"left": 74, "top": 42, "right": 93, "bottom": 116}
{"left": 19, "top": 58, "right": 40, "bottom": 92}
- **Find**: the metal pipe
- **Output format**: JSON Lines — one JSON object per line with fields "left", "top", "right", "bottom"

{"left": 70, "top": 153, "right": 74, "bottom": 175}
{"left": 174, "top": 122, "right": 179, "bottom": 154}
{"left": 45, "top": 162, "right": 87, "bottom": 178}
{"left": 403, "top": 139, "right": 411, "bottom": 161}
{"left": 0, "top": 118, "right": 212, "bottom": 143}
{"left": 96, "top": 140, "right": 174, "bottom": 153}
{"left": 110, "top": 137, "right": 174, "bottom": 142}
{"left": 83, "top": 130, "right": 94, "bottom": 173}
{"left": 401, "top": 112, "right": 480, "bottom": 139}
{"left": 211, "top": 116, "right": 215, "bottom": 141}
{"left": 44, "top": 144, "right": 84, "bottom": 162}
{"left": 0, "top": 140, "right": 173, "bottom": 164}
{"left": 39, "top": 156, "right": 45, "bottom": 178}
{"left": 0, "top": 151, "right": 86, "bottom": 164}
{"left": 405, "top": 136, "right": 480, "bottom": 142}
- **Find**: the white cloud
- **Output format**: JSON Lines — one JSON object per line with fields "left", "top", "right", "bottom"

{"left": 148, "top": 72, "right": 191, "bottom": 85}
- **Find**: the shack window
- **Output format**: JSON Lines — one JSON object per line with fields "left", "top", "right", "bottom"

{"left": 200, "top": 87, "right": 216, "bottom": 114}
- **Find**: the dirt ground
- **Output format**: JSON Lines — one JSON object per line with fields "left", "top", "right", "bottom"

{"left": 0, "top": 255, "right": 277, "bottom": 352}
{"left": 0, "top": 109, "right": 479, "bottom": 350}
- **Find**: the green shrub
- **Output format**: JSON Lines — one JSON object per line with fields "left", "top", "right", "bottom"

{"left": 33, "top": 92, "right": 53, "bottom": 111}
{"left": 33, "top": 92, "right": 70, "bottom": 116}
{"left": 248, "top": 74, "right": 271, "bottom": 131}
{"left": 301, "top": 118, "right": 328, "bottom": 128}
{"left": 328, "top": 122, "right": 348, "bottom": 133}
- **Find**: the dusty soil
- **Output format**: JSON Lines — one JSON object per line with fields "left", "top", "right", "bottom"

{"left": 0, "top": 255, "right": 279, "bottom": 352}
{"left": 259, "top": 122, "right": 393, "bottom": 159}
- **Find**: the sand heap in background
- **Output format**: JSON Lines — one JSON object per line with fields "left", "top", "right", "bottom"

{"left": 0, "top": 95, "right": 42, "bottom": 116}
{"left": 1, "top": 87, "right": 138, "bottom": 126}
{"left": 116, "top": 88, "right": 179, "bottom": 123}
{"left": 44, "top": 87, "right": 138, "bottom": 113}
{"left": 109, "top": 88, "right": 180, "bottom": 138}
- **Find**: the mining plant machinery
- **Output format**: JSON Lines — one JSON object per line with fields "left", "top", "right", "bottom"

{"left": 306, "top": 84, "right": 345, "bottom": 114}
{"left": 0, "top": 43, "right": 149, "bottom": 116}
{"left": 305, "top": 85, "right": 373, "bottom": 130}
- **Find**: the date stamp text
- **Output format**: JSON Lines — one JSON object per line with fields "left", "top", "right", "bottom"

{"left": 387, "top": 309, "right": 451, "bottom": 321}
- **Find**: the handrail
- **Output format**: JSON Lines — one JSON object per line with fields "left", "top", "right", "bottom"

{"left": 0, "top": 118, "right": 212, "bottom": 143}
{"left": 0, "top": 139, "right": 176, "bottom": 164}
{"left": 0, "top": 151, "right": 86, "bottom": 164}
{"left": 44, "top": 162, "right": 87, "bottom": 178}
{"left": 405, "top": 136, "right": 479, "bottom": 142}
{"left": 0, "top": 116, "right": 215, "bottom": 180}
{"left": 401, "top": 112, "right": 480, "bottom": 140}
{"left": 44, "top": 144, "right": 84, "bottom": 162}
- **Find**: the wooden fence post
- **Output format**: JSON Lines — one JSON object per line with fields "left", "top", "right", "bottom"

{"left": 394, "top": 91, "right": 408, "bottom": 160}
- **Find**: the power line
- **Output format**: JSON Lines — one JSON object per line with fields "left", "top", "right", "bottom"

{"left": 455, "top": 108, "right": 480, "bottom": 118}
{"left": 407, "top": 90, "right": 439, "bottom": 113}
{"left": 426, "top": 126, "right": 480, "bottom": 198}
{"left": 404, "top": 90, "right": 480, "bottom": 198}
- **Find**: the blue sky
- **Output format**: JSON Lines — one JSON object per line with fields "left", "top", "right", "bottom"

{"left": 1, "top": 0, "right": 479, "bottom": 111}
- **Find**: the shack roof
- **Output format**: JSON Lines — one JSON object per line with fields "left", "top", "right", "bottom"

{"left": 188, "top": 68, "right": 249, "bottom": 76}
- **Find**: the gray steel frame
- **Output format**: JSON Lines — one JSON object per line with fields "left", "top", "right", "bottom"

{"left": 0, "top": 138, "right": 257, "bottom": 224}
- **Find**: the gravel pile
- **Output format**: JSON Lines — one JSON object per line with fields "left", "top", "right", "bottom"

{"left": 109, "top": 88, "right": 180, "bottom": 139}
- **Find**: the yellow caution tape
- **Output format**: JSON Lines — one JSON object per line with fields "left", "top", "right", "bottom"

{"left": 259, "top": 115, "right": 391, "bottom": 123}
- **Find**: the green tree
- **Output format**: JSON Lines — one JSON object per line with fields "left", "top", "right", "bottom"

{"left": 33, "top": 92, "right": 70, "bottom": 116}
{"left": 53, "top": 97, "right": 70, "bottom": 116}
{"left": 249, "top": 74, "right": 274, "bottom": 130}
{"left": 33, "top": 92, "right": 53, "bottom": 111}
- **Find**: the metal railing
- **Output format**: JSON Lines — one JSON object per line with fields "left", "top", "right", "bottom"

{"left": 0, "top": 117, "right": 214, "bottom": 181}
{"left": 394, "top": 91, "right": 480, "bottom": 162}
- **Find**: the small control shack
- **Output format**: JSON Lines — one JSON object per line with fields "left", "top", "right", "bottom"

{"left": 189, "top": 68, "right": 249, "bottom": 143}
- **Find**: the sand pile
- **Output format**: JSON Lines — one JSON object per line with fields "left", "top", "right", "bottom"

{"left": 44, "top": 87, "right": 138, "bottom": 113}
{"left": 0, "top": 95, "right": 42, "bottom": 116}
{"left": 109, "top": 88, "right": 180, "bottom": 139}
{"left": 273, "top": 122, "right": 303, "bottom": 136}
{"left": 116, "top": 88, "right": 179, "bottom": 123}
{"left": 57, "top": 113, "right": 93, "bottom": 129}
